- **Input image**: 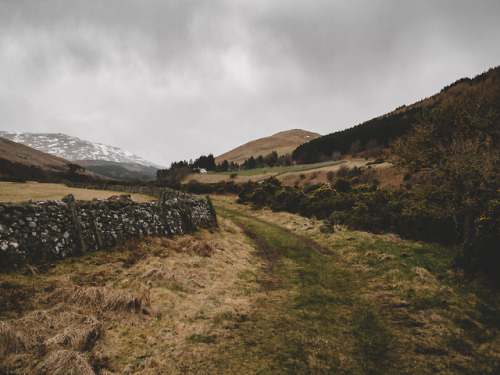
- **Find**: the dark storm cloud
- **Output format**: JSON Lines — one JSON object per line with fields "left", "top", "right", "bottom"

{"left": 0, "top": 0, "right": 499, "bottom": 165}
{"left": 251, "top": 0, "right": 500, "bottom": 96}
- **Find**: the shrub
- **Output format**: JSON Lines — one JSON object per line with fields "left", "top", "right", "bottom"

{"left": 464, "top": 198, "right": 500, "bottom": 281}
{"left": 237, "top": 181, "right": 260, "bottom": 203}
{"left": 299, "top": 184, "right": 339, "bottom": 219}
{"left": 270, "top": 186, "right": 304, "bottom": 213}
{"left": 333, "top": 178, "right": 351, "bottom": 193}
{"left": 326, "top": 171, "right": 335, "bottom": 182}
{"left": 336, "top": 165, "right": 349, "bottom": 178}
{"left": 238, "top": 176, "right": 283, "bottom": 207}
{"left": 249, "top": 187, "right": 271, "bottom": 207}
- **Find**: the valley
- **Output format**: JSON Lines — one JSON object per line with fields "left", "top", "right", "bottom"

{"left": 0, "top": 65, "right": 498, "bottom": 374}
{"left": 1, "top": 3, "right": 499, "bottom": 374}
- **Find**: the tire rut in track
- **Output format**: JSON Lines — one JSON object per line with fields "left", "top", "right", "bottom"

{"left": 232, "top": 216, "right": 332, "bottom": 292}
{"left": 281, "top": 227, "right": 334, "bottom": 256}
{"left": 233, "top": 221, "right": 281, "bottom": 291}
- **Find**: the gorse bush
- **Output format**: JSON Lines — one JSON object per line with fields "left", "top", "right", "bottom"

{"left": 237, "top": 176, "right": 473, "bottom": 272}
{"left": 270, "top": 186, "right": 304, "bottom": 213}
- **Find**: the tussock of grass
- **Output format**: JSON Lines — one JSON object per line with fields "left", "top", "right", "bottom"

{"left": 43, "top": 317, "right": 103, "bottom": 352}
{"left": 47, "top": 283, "right": 146, "bottom": 313}
{"left": 0, "top": 321, "right": 31, "bottom": 356}
{"left": 141, "top": 267, "right": 167, "bottom": 281}
{"left": 171, "top": 237, "right": 220, "bottom": 257}
{"left": 413, "top": 266, "right": 435, "bottom": 283}
{"left": 34, "top": 349, "right": 95, "bottom": 375}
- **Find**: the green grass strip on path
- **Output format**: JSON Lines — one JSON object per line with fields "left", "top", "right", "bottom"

{"left": 214, "top": 204, "right": 395, "bottom": 374}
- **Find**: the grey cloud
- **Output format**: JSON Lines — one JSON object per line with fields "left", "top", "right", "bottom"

{"left": 0, "top": 0, "right": 499, "bottom": 166}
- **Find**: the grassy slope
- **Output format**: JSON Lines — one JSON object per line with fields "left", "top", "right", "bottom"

{"left": 0, "top": 137, "right": 75, "bottom": 170}
{"left": 215, "top": 129, "right": 321, "bottom": 165}
{"left": 0, "top": 137, "right": 100, "bottom": 180}
{"left": 1, "top": 189, "right": 498, "bottom": 373}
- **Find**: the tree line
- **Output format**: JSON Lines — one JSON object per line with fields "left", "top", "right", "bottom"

{"left": 157, "top": 150, "right": 294, "bottom": 182}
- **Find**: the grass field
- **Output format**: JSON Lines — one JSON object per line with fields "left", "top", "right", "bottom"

{"left": 0, "top": 181, "right": 156, "bottom": 203}
{"left": 215, "top": 160, "right": 345, "bottom": 176}
{"left": 211, "top": 196, "right": 500, "bottom": 374}
{"left": 184, "top": 159, "right": 403, "bottom": 188}
{"left": 1, "top": 188, "right": 498, "bottom": 373}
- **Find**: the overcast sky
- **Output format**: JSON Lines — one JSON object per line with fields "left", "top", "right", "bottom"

{"left": 1, "top": 0, "right": 499, "bottom": 166}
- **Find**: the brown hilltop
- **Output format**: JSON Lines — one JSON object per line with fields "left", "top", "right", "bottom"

{"left": 215, "top": 129, "right": 321, "bottom": 165}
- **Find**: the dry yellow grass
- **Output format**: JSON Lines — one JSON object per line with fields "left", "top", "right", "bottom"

{"left": 279, "top": 159, "right": 402, "bottom": 188}
{"left": 0, "top": 215, "right": 264, "bottom": 374}
{"left": 43, "top": 317, "right": 103, "bottom": 352}
{"left": 0, "top": 181, "right": 156, "bottom": 203}
{"left": 34, "top": 349, "right": 95, "bottom": 375}
{"left": 0, "top": 321, "right": 31, "bottom": 356}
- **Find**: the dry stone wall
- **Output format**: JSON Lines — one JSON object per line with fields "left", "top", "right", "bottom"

{"left": 0, "top": 190, "right": 217, "bottom": 270}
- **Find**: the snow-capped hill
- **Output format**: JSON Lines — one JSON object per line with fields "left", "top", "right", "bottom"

{"left": 0, "top": 131, "right": 160, "bottom": 168}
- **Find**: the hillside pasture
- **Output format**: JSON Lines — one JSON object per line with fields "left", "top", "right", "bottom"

{"left": 0, "top": 181, "right": 156, "bottom": 203}
{"left": 184, "top": 159, "right": 402, "bottom": 188}
{"left": 214, "top": 129, "right": 321, "bottom": 165}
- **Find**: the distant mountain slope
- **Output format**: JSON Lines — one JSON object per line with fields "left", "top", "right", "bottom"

{"left": 0, "top": 132, "right": 162, "bottom": 180}
{"left": 0, "top": 132, "right": 160, "bottom": 168}
{"left": 76, "top": 160, "right": 159, "bottom": 180}
{"left": 0, "top": 137, "right": 101, "bottom": 182}
{"left": 215, "top": 129, "right": 321, "bottom": 165}
{"left": 292, "top": 66, "right": 500, "bottom": 164}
